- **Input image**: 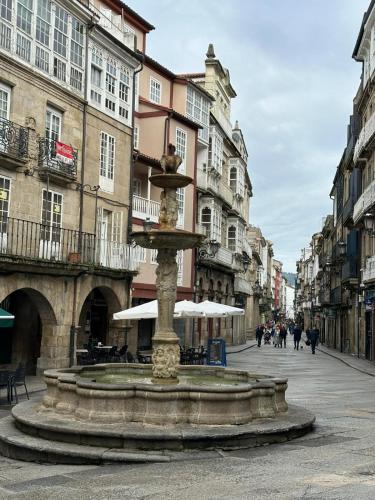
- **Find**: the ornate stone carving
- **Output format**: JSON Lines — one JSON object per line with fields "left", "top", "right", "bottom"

{"left": 155, "top": 248, "right": 177, "bottom": 335}
{"left": 159, "top": 188, "right": 178, "bottom": 229}
{"left": 160, "top": 144, "right": 182, "bottom": 174}
{"left": 152, "top": 343, "right": 180, "bottom": 380}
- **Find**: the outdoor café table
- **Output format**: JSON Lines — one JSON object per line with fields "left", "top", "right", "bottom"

{"left": 76, "top": 349, "right": 88, "bottom": 354}
{"left": 95, "top": 346, "right": 113, "bottom": 350}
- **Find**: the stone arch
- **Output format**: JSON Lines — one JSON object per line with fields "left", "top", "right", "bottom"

{"left": 77, "top": 286, "right": 123, "bottom": 349}
{"left": 0, "top": 287, "right": 57, "bottom": 374}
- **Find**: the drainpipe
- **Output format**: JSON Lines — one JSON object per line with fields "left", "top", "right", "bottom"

{"left": 127, "top": 57, "right": 144, "bottom": 243}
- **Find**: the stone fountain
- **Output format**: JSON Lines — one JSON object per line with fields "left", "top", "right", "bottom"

{"left": 131, "top": 144, "right": 205, "bottom": 383}
{"left": 0, "top": 146, "right": 315, "bottom": 464}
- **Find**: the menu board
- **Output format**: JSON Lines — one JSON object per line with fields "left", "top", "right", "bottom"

{"left": 207, "top": 338, "right": 227, "bottom": 367}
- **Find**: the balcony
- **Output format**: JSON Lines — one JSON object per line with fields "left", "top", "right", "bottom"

{"left": 353, "top": 111, "right": 375, "bottom": 164}
{"left": 363, "top": 255, "right": 375, "bottom": 283}
{"left": 330, "top": 286, "right": 342, "bottom": 305}
{"left": 353, "top": 178, "right": 375, "bottom": 224}
{"left": 319, "top": 289, "right": 331, "bottom": 305}
{"left": 343, "top": 195, "right": 355, "bottom": 226}
{"left": 0, "top": 117, "right": 29, "bottom": 169}
{"left": 38, "top": 139, "right": 78, "bottom": 185}
{"left": 132, "top": 195, "right": 160, "bottom": 223}
{"left": 0, "top": 217, "right": 139, "bottom": 273}
{"left": 211, "top": 106, "right": 233, "bottom": 139}
{"left": 234, "top": 276, "right": 252, "bottom": 295}
{"left": 342, "top": 258, "right": 358, "bottom": 283}
{"left": 89, "top": 3, "right": 135, "bottom": 50}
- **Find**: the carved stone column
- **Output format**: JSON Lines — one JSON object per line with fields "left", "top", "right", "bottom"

{"left": 151, "top": 247, "right": 180, "bottom": 381}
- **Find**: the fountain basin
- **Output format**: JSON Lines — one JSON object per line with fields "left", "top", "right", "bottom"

{"left": 39, "top": 364, "right": 288, "bottom": 425}
{"left": 149, "top": 173, "right": 193, "bottom": 189}
{"left": 131, "top": 230, "right": 206, "bottom": 250}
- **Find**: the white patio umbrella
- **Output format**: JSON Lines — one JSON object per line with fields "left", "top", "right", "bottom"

{"left": 113, "top": 300, "right": 205, "bottom": 321}
{"left": 195, "top": 300, "right": 244, "bottom": 318}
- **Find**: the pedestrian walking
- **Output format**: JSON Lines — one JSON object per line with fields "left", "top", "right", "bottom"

{"left": 293, "top": 324, "right": 302, "bottom": 350}
{"left": 280, "top": 324, "right": 287, "bottom": 348}
{"left": 309, "top": 327, "right": 320, "bottom": 355}
{"left": 274, "top": 326, "right": 282, "bottom": 348}
{"left": 255, "top": 324, "right": 264, "bottom": 348}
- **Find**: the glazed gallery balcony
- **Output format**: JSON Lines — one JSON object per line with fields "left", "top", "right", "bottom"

{"left": 0, "top": 117, "right": 29, "bottom": 169}
{"left": 363, "top": 256, "right": 375, "bottom": 283}
{"left": 0, "top": 217, "right": 139, "bottom": 273}
{"left": 354, "top": 111, "right": 375, "bottom": 165}
{"left": 353, "top": 178, "right": 375, "bottom": 224}
{"left": 38, "top": 139, "right": 78, "bottom": 185}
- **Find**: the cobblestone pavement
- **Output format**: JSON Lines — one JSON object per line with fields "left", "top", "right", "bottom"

{"left": 1, "top": 337, "right": 375, "bottom": 499}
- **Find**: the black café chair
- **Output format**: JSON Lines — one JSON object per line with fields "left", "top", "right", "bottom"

{"left": 9, "top": 364, "right": 29, "bottom": 404}
{"left": 0, "top": 371, "right": 11, "bottom": 403}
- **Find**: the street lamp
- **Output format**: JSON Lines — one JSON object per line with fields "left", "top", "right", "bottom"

{"left": 242, "top": 252, "right": 251, "bottom": 273}
{"left": 338, "top": 240, "right": 347, "bottom": 257}
{"left": 364, "top": 213, "right": 375, "bottom": 236}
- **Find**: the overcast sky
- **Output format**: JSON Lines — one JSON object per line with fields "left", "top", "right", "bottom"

{"left": 126, "top": 0, "right": 369, "bottom": 271}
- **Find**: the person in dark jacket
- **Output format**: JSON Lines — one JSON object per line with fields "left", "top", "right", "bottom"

{"left": 255, "top": 324, "right": 265, "bottom": 348}
{"left": 309, "top": 327, "right": 320, "bottom": 354}
{"left": 280, "top": 324, "right": 287, "bottom": 348}
{"left": 293, "top": 325, "right": 302, "bottom": 350}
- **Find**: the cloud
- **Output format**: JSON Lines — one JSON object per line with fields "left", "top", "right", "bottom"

{"left": 126, "top": 0, "right": 369, "bottom": 271}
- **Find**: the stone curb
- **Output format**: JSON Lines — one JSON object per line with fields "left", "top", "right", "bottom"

{"left": 317, "top": 346, "right": 375, "bottom": 378}
{"left": 0, "top": 403, "right": 315, "bottom": 465}
{"left": 227, "top": 343, "right": 257, "bottom": 354}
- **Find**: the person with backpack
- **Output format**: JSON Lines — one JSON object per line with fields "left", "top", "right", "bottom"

{"left": 293, "top": 324, "right": 302, "bottom": 350}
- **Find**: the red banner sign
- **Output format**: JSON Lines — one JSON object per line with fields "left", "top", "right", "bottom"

{"left": 56, "top": 142, "right": 74, "bottom": 165}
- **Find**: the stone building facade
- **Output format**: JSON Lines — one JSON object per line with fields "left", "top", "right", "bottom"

{"left": 0, "top": 0, "right": 148, "bottom": 373}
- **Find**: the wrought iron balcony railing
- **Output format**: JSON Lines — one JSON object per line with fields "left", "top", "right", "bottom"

{"left": 0, "top": 217, "right": 139, "bottom": 272}
{"left": 38, "top": 138, "right": 78, "bottom": 179}
{"left": 0, "top": 117, "right": 29, "bottom": 162}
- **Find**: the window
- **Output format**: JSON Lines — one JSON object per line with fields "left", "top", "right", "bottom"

{"left": 133, "top": 178, "right": 141, "bottom": 196}
{"left": 201, "top": 207, "right": 211, "bottom": 238}
{"left": 45, "top": 106, "right": 61, "bottom": 142}
{"left": 41, "top": 189, "right": 62, "bottom": 242}
{"left": 70, "top": 18, "right": 84, "bottom": 67}
{"left": 100, "top": 132, "right": 115, "bottom": 192}
{"left": 53, "top": 5, "right": 68, "bottom": 57}
{"left": 118, "top": 106, "right": 128, "bottom": 119}
{"left": 0, "top": 83, "right": 10, "bottom": 119}
{"left": 91, "top": 90, "right": 101, "bottom": 104}
{"left": 176, "top": 128, "right": 187, "bottom": 173}
{"left": 111, "top": 211, "right": 123, "bottom": 243}
{"left": 53, "top": 57, "right": 66, "bottom": 81}
{"left": 1, "top": 0, "right": 12, "bottom": 22}
{"left": 119, "top": 69, "right": 130, "bottom": 102}
{"left": 16, "top": 32, "right": 30, "bottom": 61}
{"left": 133, "top": 125, "right": 139, "bottom": 149}
{"left": 209, "top": 127, "right": 223, "bottom": 174}
{"left": 35, "top": 45, "right": 49, "bottom": 72}
{"left": 229, "top": 167, "right": 237, "bottom": 191}
{"left": 0, "top": 175, "right": 10, "bottom": 236}
{"left": 228, "top": 225, "right": 236, "bottom": 252}
{"left": 70, "top": 67, "right": 82, "bottom": 91}
{"left": 106, "top": 60, "right": 116, "bottom": 93}
{"left": 105, "top": 97, "right": 115, "bottom": 112}
{"left": 17, "top": 0, "right": 32, "bottom": 35}
{"left": 91, "top": 65, "right": 101, "bottom": 87}
{"left": 36, "top": 0, "right": 51, "bottom": 46}
{"left": 176, "top": 187, "right": 184, "bottom": 227}
{"left": 150, "top": 248, "right": 157, "bottom": 264}
{"left": 150, "top": 77, "right": 161, "bottom": 104}
{"left": 0, "top": 22, "right": 11, "bottom": 50}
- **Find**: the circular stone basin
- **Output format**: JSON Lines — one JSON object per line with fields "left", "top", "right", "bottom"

{"left": 40, "top": 364, "right": 288, "bottom": 426}
{"left": 149, "top": 173, "right": 193, "bottom": 189}
{"left": 131, "top": 230, "right": 206, "bottom": 250}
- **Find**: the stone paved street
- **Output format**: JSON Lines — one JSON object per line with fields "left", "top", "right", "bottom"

{"left": 1, "top": 338, "right": 375, "bottom": 499}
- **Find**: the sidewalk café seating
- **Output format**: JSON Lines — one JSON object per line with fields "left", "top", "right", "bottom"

{"left": 0, "top": 370, "right": 11, "bottom": 403}
{"left": 8, "top": 364, "right": 29, "bottom": 404}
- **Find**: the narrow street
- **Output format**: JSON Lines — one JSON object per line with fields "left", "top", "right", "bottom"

{"left": 1, "top": 338, "right": 375, "bottom": 499}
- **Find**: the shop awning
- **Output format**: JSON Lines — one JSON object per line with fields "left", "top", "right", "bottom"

{"left": 0, "top": 308, "right": 14, "bottom": 328}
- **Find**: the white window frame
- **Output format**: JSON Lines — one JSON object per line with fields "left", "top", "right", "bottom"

{"left": 0, "top": 82, "right": 11, "bottom": 120}
{"left": 99, "top": 131, "right": 115, "bottom": 193}
{"left": 175, "top": 127, "right": 187, "bottom": 173}
{"left": 209, "top": 126, "right": 223, "bottom": 174}
{"left": 150, "top": 76, "right": 161, "bottom": 104}
{"left": 0, "top": 175, "right": 11, "bottom": 251}
{"left": 133, "top": 124, "right": 139, "bottom": 150}
{"left": 177, "top": 250, "right": 183, "bottom": 286}
{"left": 45, "top": 105, "right": 62, "bottom": 142}
{"left": 0, "top": 0, "right": 86, "bottom": 94}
